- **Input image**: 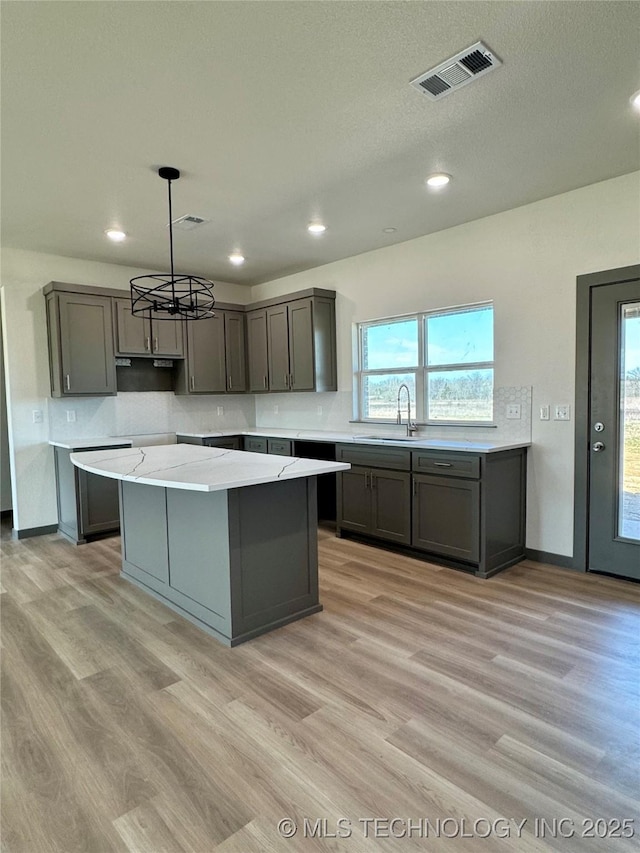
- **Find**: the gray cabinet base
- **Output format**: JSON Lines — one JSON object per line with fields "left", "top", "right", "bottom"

{"left": 118, "top": 477, "right": 321, "bottom": 646}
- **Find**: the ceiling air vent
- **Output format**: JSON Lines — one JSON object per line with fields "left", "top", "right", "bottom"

{"left": 171, "top": 214, "right": 210, "bottom": 231}
{"left": 410, "top": 41, "right": 501, "bottom": 101}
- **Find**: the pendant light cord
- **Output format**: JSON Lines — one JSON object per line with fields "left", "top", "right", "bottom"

{"left": 167, "top": 176, "right": 175, "bottom": 279}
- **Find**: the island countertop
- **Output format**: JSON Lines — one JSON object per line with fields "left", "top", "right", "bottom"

{"left": 71, "top": 443, "right": 350, "bottom": 493}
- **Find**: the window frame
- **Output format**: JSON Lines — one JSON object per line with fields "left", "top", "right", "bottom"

{"left": 355, "top": 302, "right": 494, "bottom": 425}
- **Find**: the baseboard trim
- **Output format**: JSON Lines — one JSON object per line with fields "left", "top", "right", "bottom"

{"left": 12, "top": 524, "right": 58, "bottom": 540}
{"left": 525, "top": 548, "right": 578, "bottom": 570}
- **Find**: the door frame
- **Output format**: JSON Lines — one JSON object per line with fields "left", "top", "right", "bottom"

{"left": 573, "top": 264, "right": 640, "bottom": 571}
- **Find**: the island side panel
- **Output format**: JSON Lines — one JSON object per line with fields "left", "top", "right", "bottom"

{"left": 120, "top": 481, "right": 169, "bottom": 584}
{"left": 165, "top": 488, "right": 232, "bottom": 636}
{"left": 228, "top": 477, "right": 321, "bottom": 643}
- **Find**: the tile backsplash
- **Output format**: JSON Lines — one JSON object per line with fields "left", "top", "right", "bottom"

{"left": 49, "top": 386, "right": 531, "bottom": 444}
{"left": 48, "top": 392, "right": 255, "bottom": 440}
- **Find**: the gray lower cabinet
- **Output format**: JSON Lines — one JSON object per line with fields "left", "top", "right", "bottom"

{"left": 119, "top": 477, "right": 321, "bottom": 646}
{"left": 115, "top": 299, "right": 185, "bottom": 357}
{"left": 337, "top": 444, "right": 527, "bottom": 577}
{"left": 412, "top": 473, "right": 480, "bottom": 563}
{"left": 338, "top": 465, "right": 411, "bottom": 545}
{"left": 54, "top": 444, "right": 128, "bottom": 543}
{"left": 177, "top": 435, "right": 242, "bottom": 450}
{"left": 244, "top": 436, "right": 268, "bottom": 453}
{"left": 267, "top": 438, "right": 292, "bottom": 456}
{"left": 46, "top": 291, "right": 117, "bottom": 396}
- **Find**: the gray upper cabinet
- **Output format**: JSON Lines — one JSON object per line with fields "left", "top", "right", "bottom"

{"left": 179, "top": 314, "right": 226, "bottom": 394}
{"left": 263, "top": 294, "right": 337, "bottom": 392}
{"left": 224, "top": 311, "right": 247, "bottom": 392}
{"left": 46, "top": 290, "right": 116, "bottom": 396}
{"left": 246, "top": 309, "right": 269, "bottom": 392}
{"left": 114, "top": 298, "right": 184, "bottom": 358}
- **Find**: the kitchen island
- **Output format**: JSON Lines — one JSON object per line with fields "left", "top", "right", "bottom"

{"left": 71, "top": 444, "right": 350, "bottom": 646}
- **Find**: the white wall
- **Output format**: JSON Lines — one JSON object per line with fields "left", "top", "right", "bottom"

{"left": 0, "top": 248, "right": 252, "bottom": 532}
{"left": 0, "top": 306, "right": 13, "bottom": 511}
{"left": 250, "top": 173, "right": 640, "bottom": 557}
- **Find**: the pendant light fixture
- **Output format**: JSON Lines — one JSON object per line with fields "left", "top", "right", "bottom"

{"left": 130, "top": 167, "right": 215, "bottom": 319}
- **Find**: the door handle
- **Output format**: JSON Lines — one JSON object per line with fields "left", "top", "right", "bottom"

{"left": 592, "top": 442, "right": 605, "bottom": 452}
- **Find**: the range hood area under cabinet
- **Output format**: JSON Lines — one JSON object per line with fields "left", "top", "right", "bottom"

{"left": 43, "top": 281, "right": 337, "bottom": 398}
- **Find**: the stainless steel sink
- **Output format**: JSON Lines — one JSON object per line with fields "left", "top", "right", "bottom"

{"left": 354, "top": 434, "right": 423, "bottom": 442}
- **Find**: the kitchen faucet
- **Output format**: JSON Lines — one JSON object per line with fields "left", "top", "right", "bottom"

{"left": 396, "top": 383, "right": 418, "bottom": 437}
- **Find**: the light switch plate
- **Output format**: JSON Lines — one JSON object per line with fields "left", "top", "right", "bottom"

{"left": 217, "top": 406, "right": 224, "bottom": 416}
{"left": 32, "top": 410, "right": 44, "bottom": 424}
{"left": 539, "top": 405, "right": 550, "bottom": 421}
{"left": 273, "top": 405, "right": 279, "bottom": 414}
{"left": 66, "top": 410, "right": 76, "bottom": 423}
{"left": 506, "top": 404, "right": 521, "bottom": 419}
{"left": 554, "top": 404, "right": 571, "bottom": 421}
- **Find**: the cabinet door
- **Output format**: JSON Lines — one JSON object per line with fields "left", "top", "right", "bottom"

{"left": 246, "top": 309, "right": 269, "bottom": 391}
{"left": 77, "top": 469, "right": 121, "bottom": 536}
{"left": 370, "top": 470, "right": 411, "bottom": 545}
{"left": 58, "top": 293, "right": 116, "bottom": 395}
{"left": 203, "top": 437, "right": 241, "bottom": 450}
{"left": 288, "top": 298, "right": 315, "bottom": 391}
{"left": 151, "top": 313, "right": 184, "bottom": 357}
{"left": 114, "top": 298, "right": 150, "bottom": 355}
{"left": 186, "top": 315, "right": 226, "bottom": 393}
{"left": 412, "top": 474, "right": 480, "bottom": 563}
{"left": 266, "top": 304, "right": 290, "bottom": 391}
{"left": 337, "top": 467, "right": 371, "bottom": 534}
{"left": 224, "top": 312, "right": 247, "bottom": 392}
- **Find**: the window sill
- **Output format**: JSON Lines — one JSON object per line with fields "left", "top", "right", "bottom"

{"left": 349, "top": 420, "right": 497, "bottom": 429}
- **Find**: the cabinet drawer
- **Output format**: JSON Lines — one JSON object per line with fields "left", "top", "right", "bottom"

{"left": 412, "top": 451, "right": 480, "bottom": 479}
{"left": 204, "top": 437, "right": 241, "bottom": 450}
{"left": 337, "top": 444, "right": 410, "bottom": 471}
{"left": 244, "top": 436, "right": 268, "bottom": 453}
{"left": 267, "top": 438, "right": 292, "bottom": 456}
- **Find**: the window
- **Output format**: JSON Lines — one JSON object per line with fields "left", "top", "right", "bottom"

{"left": 356, "top": 303, "right": 494, "bottom": 423}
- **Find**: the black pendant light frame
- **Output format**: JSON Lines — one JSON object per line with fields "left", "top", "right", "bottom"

{"left": 130, "top": 167, "right": 215, "bottom": 320}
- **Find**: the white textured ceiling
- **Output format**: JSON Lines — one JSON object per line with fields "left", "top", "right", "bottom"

{"left": 1, "top": 1, "right": 639, "bottom": 285}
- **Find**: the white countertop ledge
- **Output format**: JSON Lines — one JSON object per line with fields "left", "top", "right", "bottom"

{"left": 50, "top": 437, "right": 133, "bottom": 450}
{"left": 71, "top": 444, "right": 350, "bottom": 492}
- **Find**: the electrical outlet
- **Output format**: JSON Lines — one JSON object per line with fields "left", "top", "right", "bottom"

{"left": 506, "top": 404, "right": 521, "bottom": 420}
{"left": 273, "top": 405, "right": 279, "bottom": 414}
{"left": 217, "top": 406, "right": 224, "bottom": 416}
{"left": 539, "top": 405, "right": 550, "bottom": 421}
{"left": 32, "top": 410, "right": 43, "bottom": 424}
{"left": 554, "top": 404, "right": 571, "bottom": 421}
{"left": 66, "top": 410, "right": 76, "bottom": 423}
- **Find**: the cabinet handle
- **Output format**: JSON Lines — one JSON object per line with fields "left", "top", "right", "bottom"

{"left": 434, "top": 462, "right": 453, "bottom": 468}
{"left": 370, "top": 473, "right": 376, "bottom": 489}
{"left": 190, "top": 375, "right": 195, "bottom": 391}
{"left": 65, "top": 374, "right": 71, "bottom": 391}
{"left": 412, "top": 478, "right": 417, "bottom": 495}
{"left": 228, "top": 375, "right": 233, "bottom": 391}
{"left": 263, "top": 376, "right": 267, "bottom": 389}
{"left": 154, "top": 337, "right": 158, "bottom": 353}
{"left": 284, "top": 373, "right": 289, "bottom": 388}
{"left": 145, "top": 336, "right": 151, "bottom": 352}
{"left": 289, "top": 372, "right": 294, "bottom": 389}
{"left": 364, "top": 472, "right": 369, "bottom": 489}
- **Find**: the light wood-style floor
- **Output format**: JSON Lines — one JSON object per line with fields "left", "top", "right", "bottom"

{"left": 2, "top": 519, "right": 639, "bottom": 852}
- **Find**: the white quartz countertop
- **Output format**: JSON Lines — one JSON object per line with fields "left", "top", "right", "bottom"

{"left": 50, "top": 437, "right": 133, "bottom": 450}
{"left": 176, "top": 427, "right": 530, "bottom": 454}
{"left": 71, "top": 444, "right": 350, "bottom": 493}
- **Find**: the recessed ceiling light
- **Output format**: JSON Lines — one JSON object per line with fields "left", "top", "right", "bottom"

{"left": 383, "top": 227, "right": 397, "bottom": 233}
{"left": 105, "top": 229, "right": 126, "bottom": 242}
{"left": 307, "top": 222, "right": 326, "bottom": 235}
{"left": 228, "top": 253, "right": 245, "bottom": 266}
{"left": 631, "top": 90, "right": 640, "bottom": 112}
{"left": 426, "top": 173, "right": 451, "bottom": 189}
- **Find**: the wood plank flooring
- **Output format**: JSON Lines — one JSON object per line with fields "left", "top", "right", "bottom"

{"left": 2, "top": 519, "right": 639, "bottom": 852}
